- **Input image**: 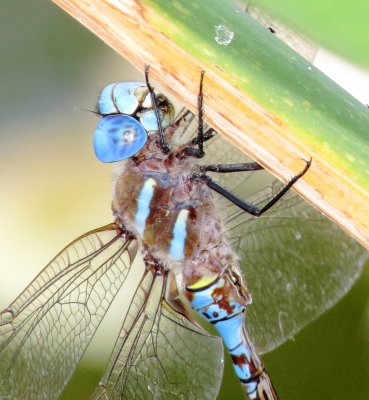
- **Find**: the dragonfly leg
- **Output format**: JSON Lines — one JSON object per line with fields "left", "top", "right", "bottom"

{"left": 171, "top": 109, "right": 193, "bottom": 129}
{"left": 193, "top": 158, "right": 311, "bottom": 216}
{"left": 183, "top": 71, "right": 207, "bottom": 158}
{"left": 186, "top": 127, "right": 217, "bottom": 147}
{"left": 199, "top": 161, "right": 264, "bottom": 173}
{"left": 144, "top": 65, "right": 170, "bottom": 153}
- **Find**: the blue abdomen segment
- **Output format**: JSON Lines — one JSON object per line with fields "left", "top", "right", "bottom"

{"left": 185, "top": 275, "right": 277, "bottom": 398}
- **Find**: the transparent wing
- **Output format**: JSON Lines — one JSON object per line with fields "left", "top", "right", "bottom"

{"left": 91, "top": 268, "right": 223, "bottom": 400}
{"left": 222, "top": 185, "right": 369, "bottom": 353}
{"left": 175, "top": 100, "right": 368, "bottom": 355}
{"left": 0, "top": 224, "right": 137, "bottom": 400}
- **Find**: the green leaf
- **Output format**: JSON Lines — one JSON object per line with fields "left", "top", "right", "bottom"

{"left": 52, "top": 0, "right": 369, "bottom": 247}
{"left": 243, "top": 0, "right": 369, "bottom": 69}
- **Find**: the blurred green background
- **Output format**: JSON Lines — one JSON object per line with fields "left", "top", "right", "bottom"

{"left": 243, "top": 0, "right": 369, "bottom": 70}
{"left": 0, "top": 1, "right": 368, "bottom": 399}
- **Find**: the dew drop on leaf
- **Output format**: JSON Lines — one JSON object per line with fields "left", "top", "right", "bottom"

{"left": 214, "top": 24, "right": 234, "bottom": 45}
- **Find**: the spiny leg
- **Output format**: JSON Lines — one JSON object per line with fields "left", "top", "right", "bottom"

{"left": 189, "top": 127, "right": 217, "bottom": 146}
{"left": 184, "top": 70, "right": 206, "bottom": 158}
{"left": 171, "top": 109, "right": 193, "bottom": 130}
{"left": 144, "top": 65, "right": 170, "bottom": 153}
{"left": 200, "top": 162, "right": 264, "bottom": 173}
{"left": 197, "top": 70, "right": 205, "bottom": 157}
{"left": 193, "top": 159, "right": 311, "bottom": 216}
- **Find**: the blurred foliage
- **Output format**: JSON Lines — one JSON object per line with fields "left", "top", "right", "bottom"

{"left": 0, "top": 1, "right": 96, "bottom": 122}
{"left": 240, "top": 0, "right": 369, "bottom": 69}
{"left": 0, "top": 2, "right": 368, "bottom": 400}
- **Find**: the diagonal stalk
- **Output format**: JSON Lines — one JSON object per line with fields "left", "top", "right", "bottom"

{"left": 52, "top": 0, "right": 369, "bottom": 249}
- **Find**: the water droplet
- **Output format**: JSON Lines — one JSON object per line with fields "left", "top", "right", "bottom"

{"left": 295, "top": 231, "right": 302, "bottom": 240}
{"left": 214, "top": 24, "right": 234, "bottom": 45}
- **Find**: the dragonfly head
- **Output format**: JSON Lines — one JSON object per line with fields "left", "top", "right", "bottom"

{"left": 94, "top": 82, "right": 174, "bottom": 163}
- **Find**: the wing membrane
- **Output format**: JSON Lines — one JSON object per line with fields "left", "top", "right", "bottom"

{"left": 91, "top": 268, "right": 223, "bottom": 400}
{"left": 182, "top": 125, "right": 368, "bottom": 352}
{"left": 222, "top": 186, "right": 369, "bottom": 353}
{"left": 0, "top": 224, "right": 137, "bottom": 400}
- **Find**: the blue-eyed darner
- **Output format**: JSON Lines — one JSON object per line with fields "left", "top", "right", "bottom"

{"left": 0, "top": 67, "right": 368, "bottom": 400}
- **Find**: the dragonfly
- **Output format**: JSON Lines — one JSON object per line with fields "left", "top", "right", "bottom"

{"left": 0, "top": 66, "right": 368, "bottom": 400}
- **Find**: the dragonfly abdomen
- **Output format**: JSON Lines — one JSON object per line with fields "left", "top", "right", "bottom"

{"left": 185, "top": 274, "right": 278, "bottom": 400}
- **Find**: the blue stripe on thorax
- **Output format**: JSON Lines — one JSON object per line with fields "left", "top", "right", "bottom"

{"left": 169, "top": 209, "right": 189, "bottom": 260}
{"left": 134, "top": 178, "right": 156, "bottom": 236}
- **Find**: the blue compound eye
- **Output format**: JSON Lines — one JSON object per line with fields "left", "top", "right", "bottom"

{"left": 93, "top": 115, "right": 147, "bottom": 163}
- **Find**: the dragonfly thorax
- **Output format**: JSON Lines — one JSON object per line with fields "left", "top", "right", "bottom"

{"left": 112, "top": 153, "right": 226, "bottom": 266}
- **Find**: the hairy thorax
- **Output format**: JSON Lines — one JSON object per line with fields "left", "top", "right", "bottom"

{"left": 112, "top": 137, "right": 249, "bottom": 308}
